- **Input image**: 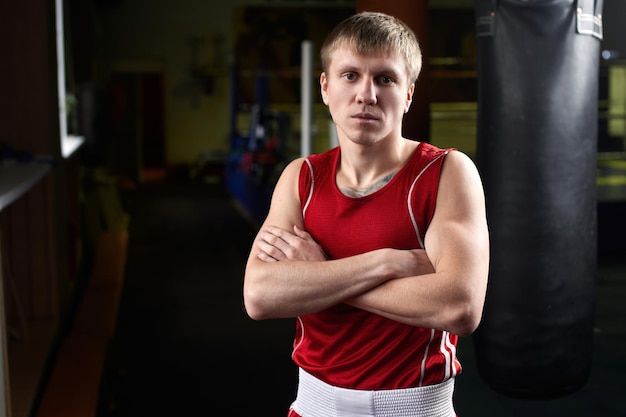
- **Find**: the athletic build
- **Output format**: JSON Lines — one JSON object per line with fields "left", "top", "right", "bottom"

{"left": 243, "top": 12, "right": 489, "bottom": 417}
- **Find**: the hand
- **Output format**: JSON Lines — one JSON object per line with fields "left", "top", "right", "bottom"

{"left": 397, "top": 248, "right": 435, "bottom": 277}
{"left": 255, "top": 225, "right": 327, "bottom": 262}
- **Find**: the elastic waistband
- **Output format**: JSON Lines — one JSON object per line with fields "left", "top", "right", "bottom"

{"left": 292, "top": 368, "right": 456, "bottom": 417}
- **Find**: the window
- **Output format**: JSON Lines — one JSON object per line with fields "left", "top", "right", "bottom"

{"left": 55, "top": 0, "right": 84, "bottom": 158}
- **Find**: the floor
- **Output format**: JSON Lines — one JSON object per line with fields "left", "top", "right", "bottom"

{"left": 96, "top": 179, "right": 298, "bottom": 416}
{"left": 7, "top": 319, "right": 57, "bottom": 417}
{"left": 95, "top": 176, "right": 626, "bottom": 417}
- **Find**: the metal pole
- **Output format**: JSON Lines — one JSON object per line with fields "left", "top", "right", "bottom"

{"left": 301, "top": 40, "right": 313, "bottom": 157}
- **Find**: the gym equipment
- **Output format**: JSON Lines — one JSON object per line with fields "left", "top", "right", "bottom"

{"left": 472, "top": 0, "right": 603, "bottom": 399}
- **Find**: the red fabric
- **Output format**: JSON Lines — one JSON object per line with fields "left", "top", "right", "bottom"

{"left": 293, "top": 143, "right": 461, "bottom": 390}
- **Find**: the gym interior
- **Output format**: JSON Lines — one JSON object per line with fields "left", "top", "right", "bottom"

{"left": 1, "top": 0, "right": 624, "bottom": 416}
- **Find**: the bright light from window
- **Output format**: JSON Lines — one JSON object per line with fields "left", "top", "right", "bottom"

{"left": 55, "top": 0, "right": 84, "bottom": 158}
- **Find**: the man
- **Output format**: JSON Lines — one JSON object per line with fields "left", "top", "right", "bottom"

{"left": 243, "top": 11, "right": 489, "bottom": 417}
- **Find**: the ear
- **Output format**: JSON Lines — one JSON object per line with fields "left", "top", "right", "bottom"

{"left": 320, "top": 72, "right": 329, "bottom": 105}
{"left": 404, "top": 83, "right": 415, "bottom": 113}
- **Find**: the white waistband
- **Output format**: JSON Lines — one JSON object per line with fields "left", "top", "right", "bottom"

{"left": 292, "top": 368, "right": 456, "bottom": 417}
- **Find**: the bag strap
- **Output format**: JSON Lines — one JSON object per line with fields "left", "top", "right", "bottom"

{"left": 474, "top": 0, "right": 497, "bottom": 38}
{"left": 475, "top": 0, "right": 604, "bottom": 39}
{"left": 576, "top": 0, "right": 604, "bottom": 39}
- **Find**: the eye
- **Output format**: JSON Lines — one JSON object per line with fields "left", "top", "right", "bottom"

{"left": 378, "top": 75, "right": 394, "bottom": 85}
{"left": 342, "top": 73, "right": 356, "bottom": 81}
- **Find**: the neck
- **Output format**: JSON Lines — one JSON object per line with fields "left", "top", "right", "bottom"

{"left": 336, "top": 138, "right": 418, "bottom": 195}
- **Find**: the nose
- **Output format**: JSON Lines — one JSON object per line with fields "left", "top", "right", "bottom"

{"left": 356, "top": 79, "right": 377, "bottom": 105}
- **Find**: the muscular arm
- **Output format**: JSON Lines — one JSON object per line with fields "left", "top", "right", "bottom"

{"left": 244, "top": 152, "right": 489, "bottom": 336}
{"left": 243, "top": 158, "right": 423, "bottom": 320}
{"left": 346, "top": 151, "right": 490, "bottom": 335}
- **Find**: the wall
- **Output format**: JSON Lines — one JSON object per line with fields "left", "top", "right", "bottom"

{"left": 93, "top": 0, "right": 237, "bottom": 166}
{"left": 86, "top": 0, "right": 355, "bottom": 168}
{"left": 80, "top": 0, "right": 623, "bottom": 168}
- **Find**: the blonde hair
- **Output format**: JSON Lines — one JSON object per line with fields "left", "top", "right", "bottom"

{"left": 320, "top": 11, "right": 422, "bottom": 85}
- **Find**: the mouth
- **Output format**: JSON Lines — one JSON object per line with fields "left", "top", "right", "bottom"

{"left": 352, "top": 112, "right": 379, "bottom": 121}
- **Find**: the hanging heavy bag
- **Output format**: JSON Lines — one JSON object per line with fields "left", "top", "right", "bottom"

{"left": 472, "top": 0, "right": 603, "bottom": 399}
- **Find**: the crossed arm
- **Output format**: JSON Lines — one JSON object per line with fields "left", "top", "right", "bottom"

{"left": 242, "top": 151, "right": 489, "bottom": 336}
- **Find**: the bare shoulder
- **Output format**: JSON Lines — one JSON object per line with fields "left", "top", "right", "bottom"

{"left": 263, "top": 157, "right": 308, "bottom": 228}
{"left": 273, "top": 157, "right": 307, "bottom": 194}
{"left": 437, "top": 150, "right": 486, "bottom": 215}
{"left": 441, "top": 150, "right": 483, "bottom": 186}
{"left": 443, "top": 149, "right": 478, "bottom": 169}
{"left": 280, "top": 156, "right": 307, "bottom": 177}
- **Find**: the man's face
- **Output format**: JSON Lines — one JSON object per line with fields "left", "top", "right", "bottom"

{"left": 320, "top": 45, "right": 414, "bottom": 146}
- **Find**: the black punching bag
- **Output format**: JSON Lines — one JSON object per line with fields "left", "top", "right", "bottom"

{"left": 472, "top": 0, "right": 603, "bottom": 399}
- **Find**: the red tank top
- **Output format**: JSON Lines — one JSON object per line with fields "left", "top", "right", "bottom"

{"left": 293, "top": 142, "right": 461, "bottom": 390}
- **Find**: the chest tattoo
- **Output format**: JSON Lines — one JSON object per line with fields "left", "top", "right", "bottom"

{"left": 340, "top": 172, "right": 396, "bottom": 197}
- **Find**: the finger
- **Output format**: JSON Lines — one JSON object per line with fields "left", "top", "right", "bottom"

{"left": 256, "top": 250, "right": 277, "bottom": 263}
{"left": 256, "top": 238, "right": 286, "bottom": 261}
{"left": 260, "top": 231, "right": 292, "bottom": 256}
{"left": 265, "top": 225, "right": 299, "bottom": 245}
{"left": 293, "top": 224, "right": 311, "bottom": 239}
